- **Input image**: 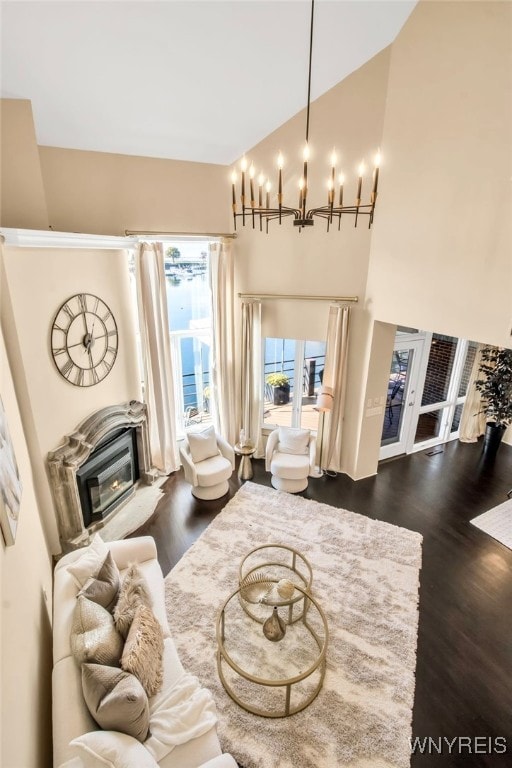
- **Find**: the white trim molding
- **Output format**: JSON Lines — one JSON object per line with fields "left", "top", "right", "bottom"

{"left": 0, "top": 227, "right": 139, "bottom": 250}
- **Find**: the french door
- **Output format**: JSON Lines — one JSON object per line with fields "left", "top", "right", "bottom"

{"left": 380, "top": 331, "right": 478, "bottom": 459}
{"left": 380, "top": 336, "right": 425, "bottom": 460}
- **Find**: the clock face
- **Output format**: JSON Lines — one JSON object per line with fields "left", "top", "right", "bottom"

{"left": 51, "top": 293, "right": 118, "bottom": 387}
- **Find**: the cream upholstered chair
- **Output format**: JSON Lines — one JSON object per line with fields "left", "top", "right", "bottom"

{"left": 180, "top": 425, "right": 235, "bottom": 500}
{"left": 265, "top": 426, "right": 316, "bottom": 493}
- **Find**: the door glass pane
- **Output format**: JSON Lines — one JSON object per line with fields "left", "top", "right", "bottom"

{"left": 300, "top": 341, "right": 326, "bottom": 431}
{"left": 458, "top": 341, "right": 478, "bottom": 397}
{"left": 263, "top": 338, "right": 295, "bottom": 427}
{"left": 381, "top": 349, "right": 410, "bottom": 445}
{"left": 263, "top": 338, "right": 326, "bottom": 430}
{"left": 451, "top": 404, "right": 464, "bottom": 433}
{"left": 421, "top": 334, "right": 458, "bottom": 406}
{"left": 414, "top": 409, "right": 444, "bottom": 443}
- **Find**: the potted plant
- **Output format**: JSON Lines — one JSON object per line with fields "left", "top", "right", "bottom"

{"left": 266, "top": 372, "right": 290, "bottom": 405}
{"left": 475, "top": 345, "right": 512, "bottom": 455}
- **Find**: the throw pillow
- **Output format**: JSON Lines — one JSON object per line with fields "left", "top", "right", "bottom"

{"left": 81, "top": 663, "right": 150, "bottom": 743}
{"left": 79, "top": 551, "right": 120, "bottom": 613}
{"left": 121, "top": 604, "right": 164, "bottom": 698}
{"left": 71, "top": 595, "right": 123, "bottom": 666}
{"left": 278, "top": 426, "right": 311, "bottom": 455}
{"left": 113, "top": 563, "right": 153, "bottom": 639}
{"left": 187, "top": 425, "right": 219, "bottom": 463}
{"left": 67, "top": 533, "right": 109, "bottom": 588}
{"left": 71, "top": 731, "right": 159, "bottom": 768}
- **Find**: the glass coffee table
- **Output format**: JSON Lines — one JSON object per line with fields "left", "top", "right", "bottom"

{"left": 216, "top": 545, "right": 328, "bottom": 718}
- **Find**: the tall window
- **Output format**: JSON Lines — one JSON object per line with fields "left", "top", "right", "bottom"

{"left": 128, "top": 240, "right": 213, "bottom": 438}
{"left": 164, "top": 241, "right": 212, "bottom": 436}
{"left": 263, "top": 337, "right": 326, "bottom": 432}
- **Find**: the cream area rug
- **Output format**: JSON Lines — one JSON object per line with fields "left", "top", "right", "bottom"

{"left": 471, "top": 498, "right": 512, "bottom": 550}
{"left": 164, "top": 482, "right": 423, "bottom": 768}
{"left": 99, "top": 478, "right": 165, "bottom": 542}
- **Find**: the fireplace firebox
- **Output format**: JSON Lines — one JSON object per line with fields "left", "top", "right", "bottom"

{"left": 76, "top": 428, "right": 140, "bottom": 528}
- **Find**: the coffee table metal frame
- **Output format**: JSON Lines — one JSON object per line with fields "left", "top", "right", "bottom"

{"left": 238, "top": 543, "right": 313, "bottom": 625}
{"left": 216, "top": 582, "right": 328, "bottom": 718}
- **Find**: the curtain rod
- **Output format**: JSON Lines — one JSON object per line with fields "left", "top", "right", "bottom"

{"left": 238, "top": 293, "right": 358, "bottom": 303}
{"left": 124, "top": 229, "right": 236, "bottom": 240}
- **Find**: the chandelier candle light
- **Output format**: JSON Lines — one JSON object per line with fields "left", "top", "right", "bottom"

{"left": 230, "top": 0, "right": 381, "bottom": 233}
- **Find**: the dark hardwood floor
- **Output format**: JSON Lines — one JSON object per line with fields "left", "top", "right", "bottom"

{"left": 129, "top": 439, "right": 512, "bottom": 766}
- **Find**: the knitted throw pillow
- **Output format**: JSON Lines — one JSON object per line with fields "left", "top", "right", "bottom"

{"left": 113, "top": 564, "right": 153, "bottom": 639}
{"left": 121, "top": 604, "right": 164, "bottom": 698}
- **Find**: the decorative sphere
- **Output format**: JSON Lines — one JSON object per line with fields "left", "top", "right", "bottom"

{"left": 276, "top": 578, "right": 295, "bottom": 600}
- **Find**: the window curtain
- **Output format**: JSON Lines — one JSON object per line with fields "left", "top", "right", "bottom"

{"left": 136, "top": 242, "right": 180, "bottom": 474}
{"left": 241, "top": 300, "right": 264, "bottom": 458}
{"left": 208, "top": 239, "right": 237, "bottom": 445}
{"left": 320, "top": 304, "right": 351, "bottom": 471}
{"left": 459, "top": 343, "right": 487, "bottom": 442}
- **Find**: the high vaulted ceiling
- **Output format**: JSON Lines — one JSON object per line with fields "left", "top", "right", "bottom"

{"left": 1, "top": 0, "right": 417, "bottom": 165}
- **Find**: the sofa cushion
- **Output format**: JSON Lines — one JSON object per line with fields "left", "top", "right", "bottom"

{"left": 114, "top": 563, "right": 153, "bottom": 639}
{"left": 67, "top": 534, "right": 109, "bottom": 588}
{"left": 278, "top": 427, "right": 310, "bottom": 455}
{"left": 78, "top": 552, "right": 120, "bottom": 613}
{"left": 271, "top": 452, "right": 310, "bottom": 480}
{"left": 121, "top": 604, "right": 164, "bottom": 698}
{"left": 195, "top": 454, "right": 232, "bottom": 487}
{"left": 71, "top": 730, "right": 159, "bottom": 768}
{"left": 187, "top": 426, "right": 219, "bottom": 463}
{"left": 71, "top": 595, "right": 124, "bottom": 666}
{"left": 82, "top": 663, "right": 150, "bottom": 742}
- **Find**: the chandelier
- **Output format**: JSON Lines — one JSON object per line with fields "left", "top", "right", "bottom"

{"left": 230, "top": 0, "right": 381, "bottom": 233}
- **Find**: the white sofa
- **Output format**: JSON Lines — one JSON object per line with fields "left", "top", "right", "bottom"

{"left": 53, "top": 535, "right": 237, "bottom": 768}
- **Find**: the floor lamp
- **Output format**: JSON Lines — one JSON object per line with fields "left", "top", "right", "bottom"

{"left": 314, "top": 386, "right": 334, "bottom": 477}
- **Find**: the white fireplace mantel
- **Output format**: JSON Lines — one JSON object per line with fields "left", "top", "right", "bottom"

{"left": 48, "top": 400, "right": 158, "bottom": 551}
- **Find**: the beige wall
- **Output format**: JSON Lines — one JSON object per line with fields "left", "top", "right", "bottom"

{"left": 0, "top": 327, "right": 53, "bottom": 768}
{"left": 1, "top": 245, "right": 142, "bottom": 554}
{"left": 39, "top": 146, "right": 230, "bottom": 237}
{"left": 234, "top": 48, "right": 392, "bottom": 477}
{"left": 0, "top": 99, "right": 49, "bottom": 230}
{"left": 367, "top": 0, "right": 512, "bottom": 349}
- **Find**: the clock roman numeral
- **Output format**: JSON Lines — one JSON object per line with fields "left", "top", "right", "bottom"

{"left": 91, "top": 367, "right": 99, "bottom": 385}
{"left": 77, "top": 293, "right": 88, "bottom": 313}
{"left": 107, "top": 329, "right": 117, "bottom": 337}
{"left": 102, "top": 310, "right": 112, "bottom": 322}
{"left": 62, "top": 303, "right": 74, "bottom": 320}
{"left": 60, "top": 359, "right": 74, "bottom": 378}
{"left": 74, "top": 368, "right": 85, "bottom": 387}
{"left": 52, "top": 347, "right": 66, "bottom": 357}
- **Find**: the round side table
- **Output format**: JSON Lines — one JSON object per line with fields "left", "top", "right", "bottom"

{"left": 234, "top": 443, "right": 256, "bottom": 481}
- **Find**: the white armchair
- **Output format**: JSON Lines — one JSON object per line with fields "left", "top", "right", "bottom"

{"left": 180, "top": 426, "right": 235, "bottom": 500}
{"left": 265, "top": 426, "right": 317, "bottom": 493}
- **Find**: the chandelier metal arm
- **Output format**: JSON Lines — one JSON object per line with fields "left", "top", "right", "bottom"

{"left": 230, "top": 0, "right": 381, "bottom": 234}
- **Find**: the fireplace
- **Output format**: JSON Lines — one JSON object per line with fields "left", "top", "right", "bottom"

{"left": 48, "top": 401, "right": 158, "bottom": 551}
{"left": 76, "top": 427, "right": 140, "bottom": 528}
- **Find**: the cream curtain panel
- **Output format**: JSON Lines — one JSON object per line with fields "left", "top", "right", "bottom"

{"left": 241, "top": 300, "right": 264, "bottom": 458}
{"left": 136, "top": 242, "right": 180, "bottom": 474}
{"left": 459, "top": 343, "right": 487, "bottom": 442}
{"left": 209, "top": 239, "right": 237, "bottom": 445}
{"left": 320, "top": 304, "right": 351, "bottom": 471}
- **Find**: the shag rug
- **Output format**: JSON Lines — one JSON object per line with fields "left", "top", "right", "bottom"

{"left": 100, "top": 478, "right": 165, "bottom": 542}
{"left": 164, "top": 482, "right": 422, "bottom": 768}
{"left": 471, "top": 497, "right": 512, "bottom": 550}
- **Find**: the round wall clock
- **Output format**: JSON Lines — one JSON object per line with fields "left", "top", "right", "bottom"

{"left": 50, "top": 293, "right": 118, "bottom": 387}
